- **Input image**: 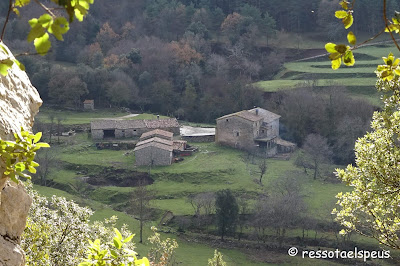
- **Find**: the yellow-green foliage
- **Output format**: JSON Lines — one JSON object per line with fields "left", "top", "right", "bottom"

{"left": 0, "top": 130, "right": 49, "bottom": 183}
{"left": 208, "top": 250, "right": 227, "bottom": 266}
{"left": 334, "top": 55, "right": 400, "bottom": 249}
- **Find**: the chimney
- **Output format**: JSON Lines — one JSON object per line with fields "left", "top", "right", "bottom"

{"left": 255, "top": 108, "right": 259, "bottom": 115}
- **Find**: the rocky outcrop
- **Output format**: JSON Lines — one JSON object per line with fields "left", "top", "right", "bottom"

{"left": 0, "top": 42, "right": 42, "bottom": 266}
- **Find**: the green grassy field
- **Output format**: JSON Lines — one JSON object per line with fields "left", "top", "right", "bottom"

{"left": 34, "top": 130, "right": 399, "bottom": 265}
{"left": 46, "top": 138, "right": 350, "bottom": 220}
{"left": 36, "top": 107, "right": 169, "bottom": 125}
{"left": 254, "top": 43, "right": 397, "bottom": 106}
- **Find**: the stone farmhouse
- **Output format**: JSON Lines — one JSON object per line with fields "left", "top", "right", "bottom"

{"left": 91, "top": 118, "right": 180, "bottom": 140}
{"left": 134, "top": 129, "right": 188, "bottom": 166}
{"left": 216, "top": 107, "right": 291, "bottom": 157}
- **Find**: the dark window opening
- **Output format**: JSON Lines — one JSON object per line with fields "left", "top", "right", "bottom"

{"left": 262, "top": 130, "right": 265, "bottom": 133}
{"left": 226, "top": 119, "right": 229, "bottom": 122}
{"left": 134, "top": 129, "right": 137, "bottom": 132}
{"left": 103, "top": 129, "right": 115, "bottom": 138}
{"left": 236, "top": 132, "right": 239, "bottom": 137}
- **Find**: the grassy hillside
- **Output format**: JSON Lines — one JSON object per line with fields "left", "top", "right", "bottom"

{"left": 255, "top": 44, "right": 395, "bottom": 106}
{"left": 36, "top": 107, "right": 169, "bottom": 125}
{"left": 30, "top": 107, "right": 399, "bottom": 265}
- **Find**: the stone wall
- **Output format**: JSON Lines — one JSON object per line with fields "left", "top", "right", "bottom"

{"left": 115, "top": 128, "right": 146, "bottom": 138}
{"left": 91, "top": 129, "right": 104, "bottom": 139}
{"left": 135, "top": 146, "right": 172, "bottom": 166}
{"left": 0, "top": 43, "right": 41, "bottom": 265}
{"left": 216, "top": 116, "right": 256, "bottom": 152}
{"left": 181, "top": 135, "right": 215, "bottom": 143}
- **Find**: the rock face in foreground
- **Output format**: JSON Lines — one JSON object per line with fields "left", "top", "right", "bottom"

{"left": 0, "top": 42, "right": 42, "bottom": 266}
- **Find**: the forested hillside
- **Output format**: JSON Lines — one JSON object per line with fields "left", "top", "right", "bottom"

{"left": 1, "top": 0, "right": 398, "bottom": 123}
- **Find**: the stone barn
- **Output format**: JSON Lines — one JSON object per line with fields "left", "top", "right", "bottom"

{"left": 114, "top": 120, "right": 147, "bottom": 138}
{"left": 91, "top": 118, "right": 180, "bottom": 140}
{"left": 134, "top": 137, "right": 174, "bottom": 166}
{"left": 91, "top": 120, "right": 117, "bottom": 139}
{"left": 216, "top": 107, "right": 281, "bottom": 157}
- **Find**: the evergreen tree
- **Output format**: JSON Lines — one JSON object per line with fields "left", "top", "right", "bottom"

{"left": 215, "top": 189, "right": 238, "bottom": 241}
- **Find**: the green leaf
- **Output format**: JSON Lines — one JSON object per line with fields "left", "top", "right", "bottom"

{"left": 339, "top": 0, "right": 349, "bottom": 10}
{"left": 335, "top": 44, "right": 348, "bottom": 54}
{"left": 329, "top": 52, "right": 341, "bottom": 60}
{"left": 12, "top": 8, "right": 20, "bottom": 16}
{"left": 114, "top": 228, "right": 123, "bottom": 240}
{"left": 0, "top": 59, "right": 14, "bottom": 76}
{"left": 38, "top": 14, "right": 52, "bottom": 28}
{"left": 15, "top": 162, "right": 25, "bottom": 172}
{"left": 0, "top": 44, "right": 9, "bottom": 55}
{"left": 13, "top": 59, "right": 25, "bottom": 71}
{"left": 335, "top": 10, "right": 348, "bottom": 19}
{"left": 15, "top": 0, "right": 30, "bottom": 7}
{"left": 135, "top": 258, "right": 150, "bottom": 266}
{"left": 34, "top": 33, "right": 51, "bottom": 55}
{"left": 110, "top": 250, "right": 118, "bottom": 258}
{"left": 113, "top": 237, "right": 122, "bottom": 249}
{"left": 35, "top": 142, "right": 50, "bottom": 148}
{"left": 27, "top": 23, "right": 46, "bottom": 42}
{"left": 33, "top": 132, "right": 42, "bottom": 143}
{"left": 74, "top": 4, "right": 88, "bottom": 21}
{"left": 332, "top": 58, "right": 342, "bottom": 70}
{"left": 49, "top": 17, "right": 70, "bottom": 40}
{"left": 325, "top": 43, "right": 337, "bottom": 53}
{"left": 123, "top": 234, "right": 134, "bottom": 243}
{"left": 343, "top": 50, "right": 355, "bottom": 66}
{"left": 9, "top": 173, "right": 18, "bottom": 183}
{"left": 347, "top": 31, "right": 356, "bottom": 45}
{"left": 28, "top": 165, "right": 37, "bottom": 174}
{"left": 343, "top": 13, "right": 354, "bottom": 29}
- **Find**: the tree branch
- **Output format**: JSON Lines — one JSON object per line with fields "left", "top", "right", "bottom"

{"left": 0, "top": 0, "right": 13, "bottom": 41}
{"left": 383, "top": 0, "right": 400, "bottom": 51}
{"left": 33, "top": 0, "right": 56, "bottom": 18}
{"left": 353, "top": 28, "right": 386, "bottom": 49}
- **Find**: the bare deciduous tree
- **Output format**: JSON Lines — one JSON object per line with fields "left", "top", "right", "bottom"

{"left": 258, "top": 159, "right": 267, "bottom": 185}
{"left": 253, "top": 171, "right": 306, "bottom": 246}
{"left": 303, "top": 134, "right": 333, "bottom": 180}
{"left": 130, "top": 179, "right": 154, "bottom": 243}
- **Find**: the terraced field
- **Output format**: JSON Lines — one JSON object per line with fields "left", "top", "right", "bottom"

{"left": 255, "top": 45, "right": 399, "bottom": 106}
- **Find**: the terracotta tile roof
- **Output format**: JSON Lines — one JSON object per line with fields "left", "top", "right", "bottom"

{"left": 140, "top": 129, "right": 174, "bottom": 140}
{"left": 144, "top": 118, "right": 180, "bottom": 129}
{"left": 91, "top": 120, "right": 117, "bottom": 130}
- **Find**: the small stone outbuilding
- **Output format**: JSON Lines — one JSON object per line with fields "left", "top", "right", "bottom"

{"left": 134, "top": 129, "right": 190, "bottom": 166}
{"left": 83, "top": 100, "right": 94, "bottom": 110}
{"left": 134, "top": 137, "right": 174, "bottom": 166}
